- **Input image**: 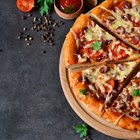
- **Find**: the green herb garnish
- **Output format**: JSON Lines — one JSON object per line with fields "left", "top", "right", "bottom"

{"left": 92, "top": 41, "right": 102, "bottom": 51}
{"left": 37, "top": 0, "right": 54, "bottom": 16}
{"left": 73, "top": 124, "right": 89, "bottom": 138}
{"left": 80, "top": 89, "right": 88, "bottom": 95}
{"left": 62, "top": 4, "right": 76, "bottom": 14}
{"left": 132, "top": 89, "right": 140, "bottom": 97}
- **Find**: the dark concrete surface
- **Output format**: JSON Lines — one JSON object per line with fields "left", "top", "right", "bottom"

{"left": 0, "top": 0, "right": 119, "bottom": 140}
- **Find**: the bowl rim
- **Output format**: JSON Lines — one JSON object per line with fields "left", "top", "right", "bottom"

{"left": 54, "top": 0, "right": 84, "bottom": 16}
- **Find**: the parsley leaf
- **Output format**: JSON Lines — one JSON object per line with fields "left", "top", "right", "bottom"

{"left": 73, "top": 124, "right": 89, "bottom": 138}
{"left": 92, "top": 41, "right": 102, "bottom": 51}
{"left": 80, "top": 89, "right": 88, "bottom": 95}
{"left": 132, "top": 89, "right": 140, "bottom": 96}
{"left": 62, "top": 4, "right": 76, "bottom": 14}
{"left": 37, "top": 0, "right": 54, "bottom": 16}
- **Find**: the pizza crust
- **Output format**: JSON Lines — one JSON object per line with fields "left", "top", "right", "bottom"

{"left": 104, "top": 109, "right": 140, "bottom": 131}
{"left": 64, "top": 14, "right": 91, "bottom": 67}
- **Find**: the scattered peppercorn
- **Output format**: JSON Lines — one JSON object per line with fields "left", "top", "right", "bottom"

{"left": 18, "top": 32, "right": 23, "bottom": 36}
{"left": 29, "top": 37, "right": 33, "bottom": 41}
{"left": 42, "top": 50, "right": 46, "bottom": 54}
{"left": 17, "top": 36, "right": 21, "bottom": 40}
{"left": 23, "top": 27, "right": 27, "bottom": 31}
{"left": 21, "top": 16, "right": 26, "bottom": 20}
{"left": 17, "top": 13, "right": 65, "bottom": 48}
{"left": 27, "top": 43, "right": 31, "bottom": 46}
{"left": 27, "top": 13, "right": 32, "bottom": 17}
{"left": 33, "top": 17, "right": 37, "bottom": 22}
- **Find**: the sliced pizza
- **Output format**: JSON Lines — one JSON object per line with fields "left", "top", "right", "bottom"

{"left": 68, "top": 60, "right": 139, "bottom": 116}
{"left": 64, "top": 14, "right": 140, "bottom": 67}
{"left": 90, "top": 0, "right": 140, "bottom": 50}
{"left": 103, "top": 77, "right": 140, "bottom": 131}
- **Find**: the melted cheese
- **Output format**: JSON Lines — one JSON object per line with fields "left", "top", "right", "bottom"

{"left": 108, "top": 61, "right": 137, "bottom": 82}
{"left": 134, "top": 97, "right": 140, "bottom": 108}
{"left": 135, "top": 72, "right": 140, "bottom": 78}
{"left": 100, "top": 6, "right": 134, "bottom": 34}
{"left": 89, "top": 85, "right": 95, "bottom": 91}
{"left": 84, "top": 22, "right": 115, "bottom": 42}
{"left": 83, "top": 66, "right": 111, "bottom": 96}
{"left": 127, "top": 82, "right": 137, "bottom": 94}
{"left": 132, "top": 0, "right": 139, "bottom": 7}
{"left": 125, "top": 5, "right": 140, "bottom": 22}
{"left": 102, "top": 2, "right": 140, "bottom": 40}
{"left": 85, "top": 29, "right": 93, "bottom": 41}
{"left": 77, "top": 54, "right": 87, "bottom": 62}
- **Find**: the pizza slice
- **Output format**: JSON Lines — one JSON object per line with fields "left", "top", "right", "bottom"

{"left": 64, "top": 14, "right": 140, "bottom": 67}
{"left": 68, "top": 60, "right": 139, "bottom": 116}
{"left": 103, "top": 76, "right": 140, "bottom": 131}
{"left": 90, "top": 0, "right": 140, "bottom": 50}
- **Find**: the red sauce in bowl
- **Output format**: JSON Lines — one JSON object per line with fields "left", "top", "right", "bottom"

{"left": 59, "top": 0, "right": 82, "bottom": 14}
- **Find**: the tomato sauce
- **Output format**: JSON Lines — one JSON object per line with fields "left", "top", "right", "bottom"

{"left": 59, "top": 0, "right": 82, "bottom": 14}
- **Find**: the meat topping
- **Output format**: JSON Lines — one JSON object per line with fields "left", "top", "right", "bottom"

{"left": 116, "top": 26, "right": 125, "bottom": 34}
{"left": 130, "top": 36, "right": 140, "bottom": 45}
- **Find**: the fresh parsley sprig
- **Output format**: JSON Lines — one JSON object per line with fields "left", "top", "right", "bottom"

{"left": 92, "top": 41, "right": 102, "bottom": 51}
{"left": 73, "top": 124, "right": 89, "bottom": 138}
{"left": 80, "top": 89, "right": 88, "bottom": 95}
{"left": 62, "top": 4, "right": 76, "bottom": 14}
{"left": 37, "top": 0, "right": 54, "bottom": 16}
{"left": 132, "top": 89, "right": 140, "bottom": 97}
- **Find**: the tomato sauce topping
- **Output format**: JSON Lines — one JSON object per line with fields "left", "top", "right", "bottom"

{"left": 108, "top": 42, "right": 129, "bottom": 60}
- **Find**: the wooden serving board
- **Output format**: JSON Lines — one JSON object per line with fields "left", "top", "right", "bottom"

{"left": 59, "top": 10, "right": 140, "bottom": 139}
{"left": 59, "top": 45, "right": 140, "bottom": 139}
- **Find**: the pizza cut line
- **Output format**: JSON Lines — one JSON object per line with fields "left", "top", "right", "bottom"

{"left": 63, "top": 0, "right": 140, "bottom": 132}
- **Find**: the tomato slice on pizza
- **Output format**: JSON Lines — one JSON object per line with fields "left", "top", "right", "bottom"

{"left": 69, "top": 60, "right": 139, "bottom": 116}
{"left": 91, "top": 0, "right": 140, "bottom": 50}
{"left": 64, "top": 14, "right": 140, "bottom": 67}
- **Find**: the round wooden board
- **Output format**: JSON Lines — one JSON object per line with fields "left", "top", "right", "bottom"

{"left": 59, "top": 13, "right": 140, "bottom": 139}
{"left": 59, "top": 47, "right": 140, "bottom": 139}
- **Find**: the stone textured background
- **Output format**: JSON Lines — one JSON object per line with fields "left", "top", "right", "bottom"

{"left": 0, "top": 0, "right": 119, "bottom": 139}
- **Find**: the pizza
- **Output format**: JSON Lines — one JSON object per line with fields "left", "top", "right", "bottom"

{"left": 63, "top": 0, "right": 140, "bottom": 132}
{"left": 90, "top": 0, "right": 140, "bottom": 50}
